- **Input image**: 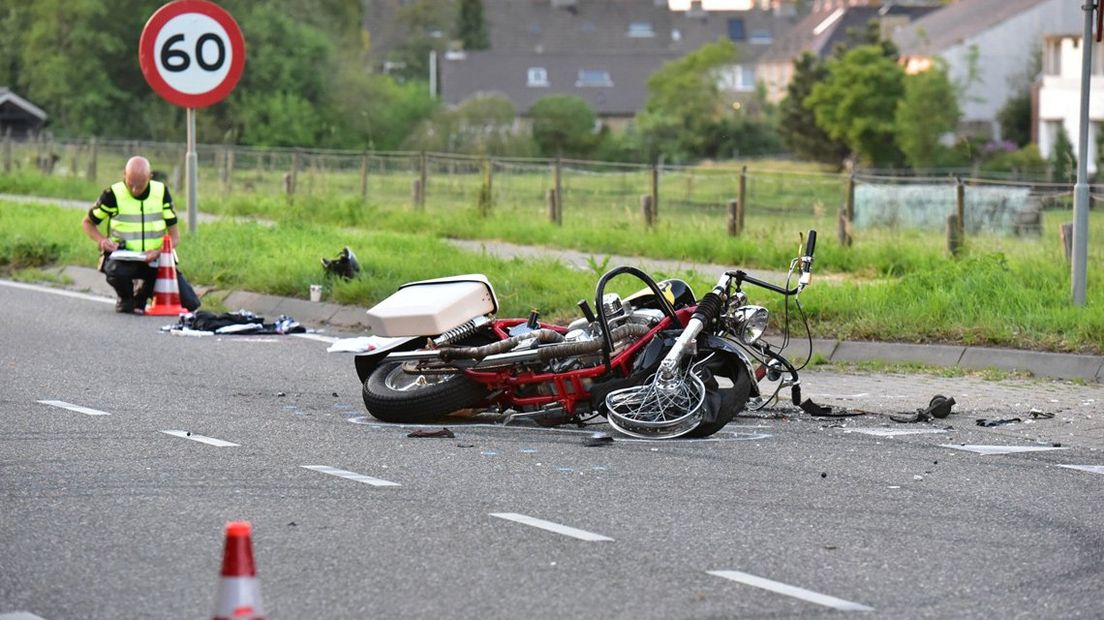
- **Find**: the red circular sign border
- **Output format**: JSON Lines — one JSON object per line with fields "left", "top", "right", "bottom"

{"left": 139, "top": 0, "right": 245, "bottom": 108}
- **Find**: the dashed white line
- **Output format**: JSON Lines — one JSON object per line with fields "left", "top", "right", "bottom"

{"left": 846, "top": 428, "right": 947, "bottom": 437}
{"left": 160, "top": 430, "right": 239, "bottom": 447}
{"left": 37, "top": 400, "right": 111, "bottom": 416}
{"left": 941, "top": 444, "right": 1067, "bottom": 455}
{"left": 1057, "top": 464, "right": 1104, "bottom": 475}
{"left": 489, "top": 512, "right": 613, "bottom": 541}
{"left": 293, "top": 333, "right": 340, "bottom": 344}
{"left": 301, "top": 465, "right": 401, "bottom": 487}
{"left": 0, "top": 279, "right": 113, "bottom": 304}
{"left": 0, "top": 612, "right": 49, "bottom": 620}
{"left": 707, "top": 570, "right": 873, "bottom": 612}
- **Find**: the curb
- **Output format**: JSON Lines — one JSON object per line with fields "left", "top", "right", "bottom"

{"left": 53, "top": 265, "right": 1104, "bottom": 384}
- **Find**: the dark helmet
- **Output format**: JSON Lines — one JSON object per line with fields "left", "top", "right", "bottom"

{"left": 321, "top": 246, "right": 361, "bottom": 279}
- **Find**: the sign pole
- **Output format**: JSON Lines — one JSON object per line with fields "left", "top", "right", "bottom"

{"left": 186, "top": 107, "right": 198, "bottom": 234}
{"left": 1072, "top": 0, "right": 1096, "bottom": 306}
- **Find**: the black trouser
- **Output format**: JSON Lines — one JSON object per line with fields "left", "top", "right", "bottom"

{"left": 103, "top": 259, "right": 201, "bottom": 311}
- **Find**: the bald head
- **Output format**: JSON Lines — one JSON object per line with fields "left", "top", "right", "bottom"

{"left": 124, "top": 156, "right": 152, "bottom": 197}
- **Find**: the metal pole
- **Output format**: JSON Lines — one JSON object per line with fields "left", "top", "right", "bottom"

{"left": 1072, "top": 1, "right": 1096, "bottom": 305}
{"left": 186, "top": 107, "right": 198, "bottom": 235}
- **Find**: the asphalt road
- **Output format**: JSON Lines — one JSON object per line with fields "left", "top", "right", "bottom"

{"left": 2, "top": 281, "right": 1103, "bottom": 619}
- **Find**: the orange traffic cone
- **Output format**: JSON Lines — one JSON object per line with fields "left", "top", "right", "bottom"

{"left": 212, "top": 521, "right": 265, "bottom": 620}
{"left": 145, "top": 234, "right": 186, "bottom": 316}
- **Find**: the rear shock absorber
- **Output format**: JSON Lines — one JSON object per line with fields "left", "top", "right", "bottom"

{"left": 433, "top": 315, "right": 491, "bottom": 347}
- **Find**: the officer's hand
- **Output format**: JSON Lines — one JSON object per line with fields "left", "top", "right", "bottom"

{"left": 144, "top": 249, "right": 162, "bottom": 263}
{"left": 98, "top": 238, "right": 119, "bottom": 252}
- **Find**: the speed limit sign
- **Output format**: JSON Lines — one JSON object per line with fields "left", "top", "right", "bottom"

{"left": 139, "top": 0, "right": 245, "bottom": 108}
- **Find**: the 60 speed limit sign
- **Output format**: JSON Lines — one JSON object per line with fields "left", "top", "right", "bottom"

{"left": 139, "top": 0, "right": 245, "bottom": 108}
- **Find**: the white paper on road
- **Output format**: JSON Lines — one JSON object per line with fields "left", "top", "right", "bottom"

{"left": 707, "top": 570, "right": 873, "bottom": 611}
{"left": 160, "top": 430, "right": 239, "bottom": 447}
{"left": 490, "top": 512, "right": 613, "bottom": 541}
{"left": 846, "top": 428, "right": 948, "bottom": 437}
{"left": 301, "top": 465, "right": 400, "bottom": 487}
{"left": 941, "top": 444, "right": 1068, "bottom": 455}
{"left": 37, "top": 400, "right": 111, "bottom": 416}
{"left": 1057, "top": 464, "right": 1104, "bottom": 475}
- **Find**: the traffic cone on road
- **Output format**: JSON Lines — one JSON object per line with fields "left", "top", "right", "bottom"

{"left": 145, "top": 233, "right": 186, "bottom": 316}
{"left": 212, "top": 521, "right": 265, "bottom": 620}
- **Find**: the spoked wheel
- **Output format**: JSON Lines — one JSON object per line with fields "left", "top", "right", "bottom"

{"left": 362, "top": 361, "right": 489, "bottom": 423}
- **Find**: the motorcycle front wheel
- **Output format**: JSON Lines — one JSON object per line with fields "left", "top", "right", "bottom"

{"left": 362, "top": 361, "right": 489, "bottom": 423}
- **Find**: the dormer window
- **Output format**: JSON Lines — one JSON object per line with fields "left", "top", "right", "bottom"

{"left": 749, "top": 29, "right": 773, "bottom": 44}
{"left": 528, "top": 67, "right": 549, "bottom": 87}
{"left": 727, "top": 18, "right": 745, "bottom": 41}
{"left": 628, "top": 21, "right": 655, "bottom": 38}
{"left": 576, "top": 69, "right": 613, "bottom": 87}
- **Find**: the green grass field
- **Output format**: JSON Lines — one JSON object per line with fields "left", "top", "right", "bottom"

{"left": 2, "top": 161, "right": 1102, "bottom": 354}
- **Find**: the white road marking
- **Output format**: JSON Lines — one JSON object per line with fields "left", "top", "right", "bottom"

{"left": 0, "top": 612, "right": 49, "bottom": 620}
{"left": 37, "top": 400, "right": 111, "bottom": 416}
{"left": 343, "top": 418, "right": 770, "bottom": 442}
{"left": 301, "top": 465, "right": 401, "bottom": 487}
{"left": 489, "top": 512, "right": 613, "bottom": 541}
{"left": 941, "top": 444, "right": 1068, "bottom": 455}
{"left": 846, "top": 428, "right": 947, "bottom": 437}
{"left": 160, "top": 430, "right": 239, "bottom": 447}
{"left": 0, "top": 279, "right": 113, "bottom": 304}
{"left": 293, "top": 333, "right": 339, "bottom": 344}
{"left": 707, "top": 570, "right": 873, "bottom": 612}
{"left": 1057, "top": 465, "right": 1104, "bottom": 475}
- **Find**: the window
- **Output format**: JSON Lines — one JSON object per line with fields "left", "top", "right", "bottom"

{"left": 716, "top": 65, "right": 755, "bottom": 92}
{"left": 576, "top": 69, "right": 613, "bottom": 87}
{"left": 628, "top": 21, "right": 655, "bottom": 38}
{"left": 727, "top": 18, "right": 745, "bottom": 41}
{"left": 528, "top": 67, "right": 549, "bottom": 87}
{"left": 749, "top": 29, "right": 773, "bottom": 44}
{"left": 671, "top": 28, "right": 682, "bottom": 42}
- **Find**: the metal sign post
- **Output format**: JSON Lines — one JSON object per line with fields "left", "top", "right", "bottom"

{"left": 139, "top": 0, "right": 245, "bottom": 235}
{"left": 1072, "top": 0, "right": 1098, "bottom": 306}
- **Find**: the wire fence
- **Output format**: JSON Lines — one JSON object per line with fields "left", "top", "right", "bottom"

{"left": 3, "top": 134, "right": 1097, "bottom": 255}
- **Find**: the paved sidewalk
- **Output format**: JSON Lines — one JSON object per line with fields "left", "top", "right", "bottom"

{"left": 54, "top": 264, "right": 1104, "bottom": 383}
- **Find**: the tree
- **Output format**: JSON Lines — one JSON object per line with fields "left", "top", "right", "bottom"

{"left": 806, "top": 45, "right": 906, "bottom": 166}
{"left": 403, "top": 94, "right": 536, "bottom": 156}
{"left": 1050, "top": 125, "right": 1076, "bottom": 182}
{"left": 456, "top": 0, "right": 489, "bottom": 51}
{"left": 997, "top": 91, "right": 1032, "bottom": 147}
{"left": 895, "top": 63, "right": 960, "bottom": 169}
{"left": 389, "top": 0, "right": 454, "bottom": 82}
{"left": 635, "top": 39, "right": 741, "bottom": 161}
{"left": 778, "top": 52, "right": 849, "bottom": 166}
{"left": 529, "top": 95, "right": 596, "bottom": 157}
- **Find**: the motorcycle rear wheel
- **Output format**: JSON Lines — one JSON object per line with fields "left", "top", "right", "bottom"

{"left": 362, "top": 361, "right": 489, "bottom": 423}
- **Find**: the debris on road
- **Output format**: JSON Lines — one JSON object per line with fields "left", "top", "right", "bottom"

{"left": 407, "top": 428, "right": 456, "bottom": 438}
{"left": 584, "top": 432, "right": 614, "bottom": 447}
{"left": 890, "top": 394, "right": 957, "bottom": 423}
{"left": 800, "top": 398, "right": 862, "bottom": 417}
{"left": 976, "top": 418, "right": 1022, "bottom": 427}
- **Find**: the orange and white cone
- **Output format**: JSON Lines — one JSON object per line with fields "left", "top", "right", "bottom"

{"left": 212, "top": 521, "right": 265, "bottom": 620}
{"left": 145, "top": 233, "right": 186, "bottom": 316}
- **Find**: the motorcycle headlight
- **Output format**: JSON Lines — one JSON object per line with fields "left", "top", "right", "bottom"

{"left": 729, "top": 305, "right": 769, "bottom": 344}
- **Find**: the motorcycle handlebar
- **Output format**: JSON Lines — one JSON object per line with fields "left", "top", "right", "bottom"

{"left": 804, "top": 230, "right": 817, "bottom": 262}
{"left": 726, "top": 270, "right": 799, "bottom": 296}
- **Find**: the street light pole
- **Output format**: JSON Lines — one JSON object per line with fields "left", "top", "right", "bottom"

{"left": 1072, "top": 0, "right": 1097, "bottom": 305}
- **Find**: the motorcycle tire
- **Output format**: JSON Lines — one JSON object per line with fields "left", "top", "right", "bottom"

{"left": 683, "top": 353, "right": 752, "bottom": 439}
{"left": 362, "top": 361, "right": 489, "bottom": 423}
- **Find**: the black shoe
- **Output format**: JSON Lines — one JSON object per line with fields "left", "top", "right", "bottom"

{"left": 115, "top": 299, "right": 145, "bottom": 315}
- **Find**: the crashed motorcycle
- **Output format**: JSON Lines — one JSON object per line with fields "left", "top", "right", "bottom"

{"left": 353, "top": 231, "right": 818, "bottom": 439}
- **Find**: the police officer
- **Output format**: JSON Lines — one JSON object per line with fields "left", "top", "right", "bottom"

{"left": 81, "top": 156, "right": 200, "bottom": 314}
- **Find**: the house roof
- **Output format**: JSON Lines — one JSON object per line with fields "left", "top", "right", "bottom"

{"left": 0, "top": 87, "right": 47, "bottom": 121}
{"left": 440, "top": 50, "right": 681, "bottom": 116}
{"left": 759, "top": 3, "right": 937, "bottom": 64}
{"left": 894, "top": 0, "right": 1051, "bottom": 55}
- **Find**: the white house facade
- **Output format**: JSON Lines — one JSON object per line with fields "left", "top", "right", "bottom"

{"left": 1037, "top": 34, "right": 1104, "bottom": 175}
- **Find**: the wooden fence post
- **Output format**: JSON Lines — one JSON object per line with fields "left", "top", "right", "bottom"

{"left": 418, "top": 151, "right": 428, "bottom": 209}
{"left": 726, "top": 199, "right": 739, "bottom": 237}
{"left": 651, "top": 162, "right": 660, "bottom": 224}
{"left": 287, "top": 150, "right": 300, "bottom": 197}
{"left": 841, "top": 172, "right": 855, "bottom": 247}
{"left": 641, "top": 194, "right": 655, "bottom": 228}
{"left": 547, "top": 188, "right": 559, "bottom": 225}
{"left": 947, "top": 213, "right": 962, "bottom": 257}
{"left": 554, "top": 157, "right": 563, "bottom": 223}
{"left": 2, "top": 128, "right": 11, "bottom": 173}
{"left": 1060, "top": 222, "right": 1074, "bottom": 261}
{"left": 360, "top": 151, "right": 369, "bottom": 200}
{"left": 955, "top": 176, "right": 966, "bottom": 240}
{"left": 87, "top": 136, "right": 98, "bottom": 182}
{"left": 737, "top": 165, "right": 747, "bottom": 235}
{"left": 478, "top": 156, "right": 493, "bottom": 217}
